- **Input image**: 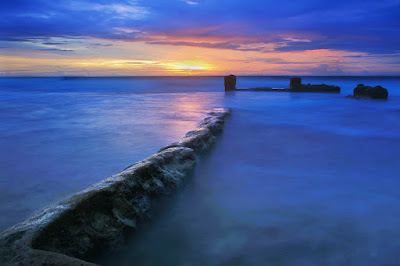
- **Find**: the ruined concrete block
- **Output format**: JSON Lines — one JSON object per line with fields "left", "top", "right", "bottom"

{"left": 224, "top": 75, "right": 236, "bottom": 91}
{"left": 290, "top": 77, "right": 302, "bottom": 90}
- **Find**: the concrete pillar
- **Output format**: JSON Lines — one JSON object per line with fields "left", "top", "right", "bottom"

{"left": 290, "top": 77, "right": 302, "bottom": 90}
{"left": 224, "top": 75, "right": 236, "bottom": 91}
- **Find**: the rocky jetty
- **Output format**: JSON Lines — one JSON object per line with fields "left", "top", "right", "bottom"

{"left": 289, "top": 77, "right": 340, "bottom": 92}
{"left": 159, "top": 108, "right": 231, "bottom": 153}
{"left": 225, "top": 76, "right": 340, "bottom": 93}
{"left": 349, "top": 84, "right": 388, "bottom": 99}
{"left": 0, "top": 108, "right": 231, "bottom": 265}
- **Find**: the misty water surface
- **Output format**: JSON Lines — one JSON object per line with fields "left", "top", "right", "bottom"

{"left": 1, "top": 76, "right": 400, "bottom": 265}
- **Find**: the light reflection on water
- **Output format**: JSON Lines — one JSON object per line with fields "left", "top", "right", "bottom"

{"left": 0, "top": 90, "right": 222, "bottom": 231}
{"left": 105, "top": 91, "right": 400, "bottom": 265}
{"left": 108, "top": 112, "right": 400, "bottom": 265}
{"left": 0, "top": 76, "right": 400, "bottom": 265}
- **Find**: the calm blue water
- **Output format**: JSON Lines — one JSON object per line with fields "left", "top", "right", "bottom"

{"left": 1, "top": 76, "right": 400, "bottom": 265}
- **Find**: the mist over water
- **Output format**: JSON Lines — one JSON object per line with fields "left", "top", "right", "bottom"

{"left": 1, "top": 76, "right": 400, "bottom": 264}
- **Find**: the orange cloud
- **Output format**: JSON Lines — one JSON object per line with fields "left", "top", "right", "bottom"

{"left": 1, "top": 37, "right": 399, "bottom": 76}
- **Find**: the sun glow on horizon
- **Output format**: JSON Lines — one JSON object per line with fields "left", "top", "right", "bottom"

{"left": 1, "top": 40, "right": 398, "bottom": 76}
{"left": 1, "top": 0, "right": 400, "bottom": 76}
{"left": 79, "top": 59, "right": 216, "bottom": 74}
{"left": 161, "top": 61, "right": 215, "bottom": 74}
{"left": 0, "top": 54, "right": 218, "bottom": 76}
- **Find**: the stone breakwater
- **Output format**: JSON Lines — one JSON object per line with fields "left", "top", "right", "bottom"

{"left": 224, "top": 75, "right": 340, "bottom": 93}
{"left": 0, "top": 107, "right": 231, "bottom": 265}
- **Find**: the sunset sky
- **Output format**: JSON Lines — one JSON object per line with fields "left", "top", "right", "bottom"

{"left": 1, "top": 0, "right": 400, "bottom": 76}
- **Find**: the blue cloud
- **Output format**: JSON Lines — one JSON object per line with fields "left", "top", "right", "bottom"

{"left": 1, "top": 0, "right": 399, "bottom": 56}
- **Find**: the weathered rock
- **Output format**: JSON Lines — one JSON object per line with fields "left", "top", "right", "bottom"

{"left": 288, "top": 77, "right": 340, "bottom": 92}
{"left": 290, "top": 77, "right": 302, "bottom": 90}
{"left": 159, "top": 108, "right": 231, "bottom": 153}
{"left": 0, "top": 147, "right": 196, "bottom": 264}
{"left": 207, "top": 107, "right": 232, "bottom": 120}
{"left": 0, "top": 107, "right": 231, "bottom": 265}
{"left": 295, "top": 83, "right": 341, "bottom": 92}
{"left": 224, "top": 75, "right": 236, "bottom": 91}
{"left": 233, "top": 76, "right": 339, "bottom": 93}
{"left": 351, "top": 84, "right": 388, "bottom": 99}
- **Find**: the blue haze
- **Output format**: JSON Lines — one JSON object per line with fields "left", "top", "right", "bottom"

{"left": 1, "top": 76, "right": 400, "bottom": 264}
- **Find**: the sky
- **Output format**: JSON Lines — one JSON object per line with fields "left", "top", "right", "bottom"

{"left": 1, "top": 0, "right": 400, "bottom": 76}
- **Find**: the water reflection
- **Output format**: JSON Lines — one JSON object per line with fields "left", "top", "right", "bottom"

{"left": 0, "top": 91, "right": 223, "bottom": 231}
{"left": 105, "top": 93, "right": 400, "bottom": 265}
{"left": 1, "top": 76, "right": 400, "bottom": 265}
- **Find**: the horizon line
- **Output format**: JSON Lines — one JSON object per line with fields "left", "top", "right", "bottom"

{"left": 1, "top": 75, "right": 400, "bottom": 78}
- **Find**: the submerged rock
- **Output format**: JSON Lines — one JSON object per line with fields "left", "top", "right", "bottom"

{"left": 0, "top": 108, "right": 231, "bottom": 265}
{"left": 351, "top": 84, "right": 388, "bottom": 99}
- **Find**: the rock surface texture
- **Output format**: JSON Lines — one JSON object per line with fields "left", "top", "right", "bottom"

{"left": 0, "top": 108, "right": 231, "bottom": 265}
{"left": 350, "top": 84, "right": 388, "bottom": 99}
{"left": 159, "top": 108, "right": 231, "bottom": 153}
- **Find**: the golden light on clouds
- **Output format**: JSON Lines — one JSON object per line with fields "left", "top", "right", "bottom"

{"left": 0, "top": 53, "right": 217, "bottom": 76}
{"left": 161, "top": 61, "right": 215, "bottom": 74}
{"left": 77, "top": 59, "right": 215, "bottom": 74}
{"left": 2, "top": 0, "right": 399, "bottom": 76}
{"left": 1, "top": 38, "right": 393, "bottom": 76}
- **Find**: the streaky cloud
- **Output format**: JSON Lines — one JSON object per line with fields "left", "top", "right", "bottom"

{"left": 181, "top": 0, "right": 199, "bottom": 4}
{"left": 147, "top": 41, "right": 261, "bottom": 51}
{"left": 1, "top": 0, "right": 399, "bottom": 75}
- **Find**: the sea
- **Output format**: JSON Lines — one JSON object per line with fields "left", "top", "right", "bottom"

{"left": 1, "top": 76, "right": 400, "bottom": 265}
